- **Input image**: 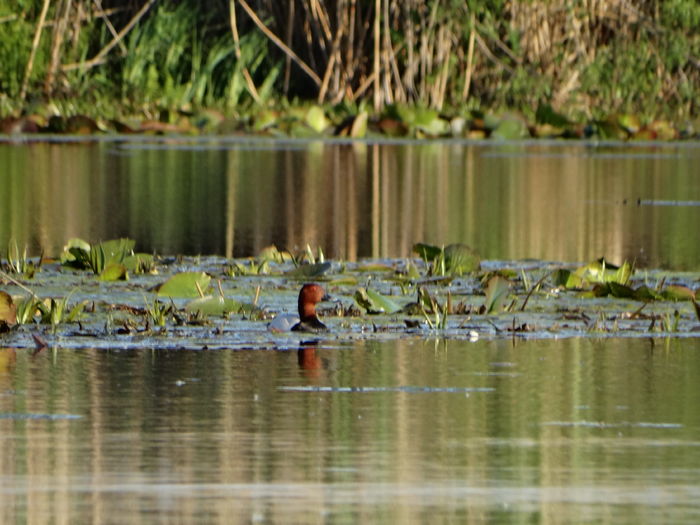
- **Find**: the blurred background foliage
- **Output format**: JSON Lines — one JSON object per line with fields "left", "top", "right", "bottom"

{"left": 0, "top": 0, "right": 698, "bottom": 121}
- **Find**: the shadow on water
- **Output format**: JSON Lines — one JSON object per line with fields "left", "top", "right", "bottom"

{"left": 1, "top": 137, "right": 699, "bottom": 269}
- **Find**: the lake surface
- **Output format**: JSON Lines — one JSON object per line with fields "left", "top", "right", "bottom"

{"left": 1, "top": 337, "right": 700, "bottom": 523}
{"left": 1, "top": 136, "right": 700, "bottom": 523}
{"left": 1, "top": 137, "right": 699, "bottom": 269}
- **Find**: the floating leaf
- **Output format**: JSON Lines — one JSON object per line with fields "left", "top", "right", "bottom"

{"left": 185, "top": 295, "right": 245, "bottom": 316}
{"left": 99, "top": 238, "right": 135, "bottom": 264}
{"left": 413, "top": 243, "right": 443, "bottom": 263}
{"left": 354, "top": 288, "right": 402, "bottom": 314}
{"left": 444, "top": 244, "right": 480, "bottom": 274}
{"left": 662, "top": 285, "right": 696, "bottom": 302}
{"left": 124, "top": 253, "right": 156, "bottom": 274}
{"left": 607, "top": 281, "right": 636, "bottom": 299}
{"left": 157, "top": 272, "right": 211, "bottom": 298}
{"left": 633, "top": 285, "right": 664, "bottom": 302}
{"left": 286, "top": 262, "right": 332, "bottom": 278}
{"left": 484, "top": 276, "right": 511, "bottom": 314}
{"left": 99, "top": 263, "right": 128, "bottom": 281}
{"left": 258, "top": 245, "right": 291, "bottom": 263}
{"left": 60, "top": 238, "right": 91, "bottom": 267}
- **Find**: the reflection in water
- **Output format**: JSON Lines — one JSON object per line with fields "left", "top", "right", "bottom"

{"left": 0, "top": 139, "right": 699, "bottom": 269}
{"left": 0, "top": 338, "right": 699, "bottom": 523}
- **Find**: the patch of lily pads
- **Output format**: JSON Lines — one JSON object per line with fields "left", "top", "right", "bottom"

{"left": 0, "top": 238, "right": 699, "bottom": 350}
{"left": 1, "top": 103, "right": 696, "bottom": 141}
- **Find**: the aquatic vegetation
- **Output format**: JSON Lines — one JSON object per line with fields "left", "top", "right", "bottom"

{"left": 414, "top": 243, "right": 481, "bottom": 276}
{"left": 0, "top": 237, "right": 699, "bottom": 348}
{"left": 61, "top": 238, "right": 135, "bottom": 279}
{"left": 144, "top": 297, "right": 174, "bottom": 328}
{"left": 483, "top": 276, "right": 512, "bottom": 314}
{"left": 354, "top": 288, "right": 402, "bottom": 315}
{"left": 3, "top": 240, "right": 40, "bottom": 278}
{"left": 156, "top": 272, "right": 212, "bottom": 298}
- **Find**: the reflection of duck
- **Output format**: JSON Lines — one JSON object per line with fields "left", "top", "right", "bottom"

{"left": 298, "top": 346, "right": 322, "bottom": 370}
{"left": 268, "top": 283, "right": 330, "bottom": 333}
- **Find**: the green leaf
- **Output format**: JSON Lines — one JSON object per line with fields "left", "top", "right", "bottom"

{"left": 413, "top": 243, "right": 442, "bottom": 263}
{"left": 286, "top": 262, "right": 332, "bottom": 277}
{"left": 491, "top": 117, "right": 529, "bottom": 140}
{"left": 662, "top": 285, "right": 696, "bottom": 302}
{"left": 60, "top": 238, "right": 91, "bottom": 268}
{"left": 99, "top": 238, "right": 135, "bottom": 263}
{"left": 607, "top": 281, "right": 636, "bottom": 298}
{"left": 633, "top": 285, "right": 664, "bottom": 301}
{"left": 305, "top": 105, "right": 329, "bottom": 133}
{"left": 185, "top": 295, "right": 245, "bottom": 316}
{"left": 484, "top": 276, "right": 511, "bottom": 314}
{"left": 157, "top": 272, "right": 211, "bottom": 298}
{"left": 354, "top": 287, "right": 402, "bottom": 314}
{"left": 124, "top": 253, "right": 156, "bottom": 274}
{"left": 99, "top": 263, "right": 129, "bottom": 281}
{"left": 350, "top": 111, "right": 368, "bottom": 138}
{"left": 444, "top": 244, "right": 480, "bottom": 274}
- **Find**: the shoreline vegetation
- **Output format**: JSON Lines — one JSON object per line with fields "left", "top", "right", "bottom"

{"left": 1, "top": 0, "right": 699, "bottom": 140}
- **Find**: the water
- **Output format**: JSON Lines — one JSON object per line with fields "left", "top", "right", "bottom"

{"left": 1, "top": 338, "right": 699, "bottom": 523}
{"left": 1, "top": 137, "right": 700, "bottom": 522}
{"left": 1, "top": 137, "right": 699, "bottom": 269}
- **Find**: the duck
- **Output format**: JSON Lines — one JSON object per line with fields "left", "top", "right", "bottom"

{"left": 267, "top": 283, "right": 330, "bottom": 333}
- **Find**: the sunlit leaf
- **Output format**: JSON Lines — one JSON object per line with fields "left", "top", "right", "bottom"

{"left": 99, "top": 263, "right": 128, "bottom": 281}
{"left": 305, "top": 105, "right": 329, "bottom": 133}
{"left": 157, "top": 272, "right": 211, "bottom": 298}
{"left": 99, "top": 238, "right": 136, "bottom": 264}
{"left": 444, "top": 244, "right": 480, "bottom": 274}
{"left": 185, "top": 295, "right": 245, "bottom": 316}
{"left": 350, "top": 111, "right": 368, "bottom": 138}
{"left": 354, "top": 287, "right": 401, "bottom": 314}
{"left": 484, "top": 276, "right": 510, "bottom": 314}
{"left": 60, "top": 238, "right": 91, "bottom": 267}
{"left": 124, "top": 254, "right": 156, "bottom": 274}
{"left": 662, "top": 285, "right": 696, "bottom": 302}
{"left": 258, "top": 245, "right": 291, "bottom": 263}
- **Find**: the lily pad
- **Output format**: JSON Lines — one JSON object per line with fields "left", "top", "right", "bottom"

{"left": 99, "top": 263, "right": 128, "bottom": 282}
{"left": 444, "top": 244, "right": 481, "bottom": 275}
{"left": 286, "top": 262, "right": 332, "bottom": 278}
{"left": 354, "top": 288, "right": 402, "bottom": 315}
{"left": 662, "top": 285, "right": 696, "bottom": 302}
{"left": 185, "top": 295, "right": 245, "bottom": 316}
{"left": 156, "top": 272, "right": 211, "bottom": 298}
{"left": 484, "top": 276, "right": 511, "bottom": 314}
